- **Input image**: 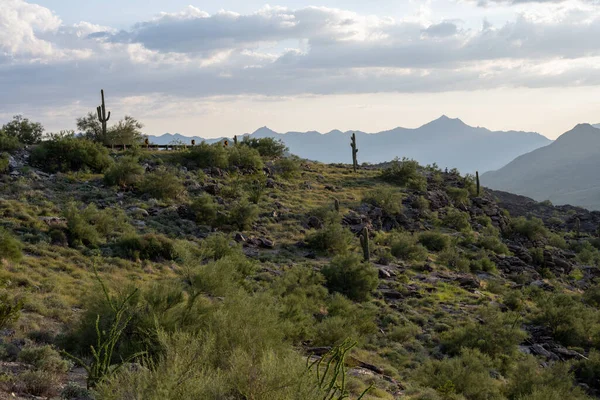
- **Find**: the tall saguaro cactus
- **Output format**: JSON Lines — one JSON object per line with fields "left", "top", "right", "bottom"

{"left": 96, "top": 89, "right": 111, "bottom": 144}
{"left": 360, "top": 227, "right": 370, "bottom": 262}
{"left": 350, "top": 133, "right": 358, "bottom": 172}
{"left": 476, "top": 171, "right": 480, "bottom": 197}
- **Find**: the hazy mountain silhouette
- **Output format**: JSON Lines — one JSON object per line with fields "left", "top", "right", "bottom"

{"left": 483, "top": 123, "right": 600, "bottom": 210}
{"left": 147, "top": 115, "right": 551, "bottom": 173}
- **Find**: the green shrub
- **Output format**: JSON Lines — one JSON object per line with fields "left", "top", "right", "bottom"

{"left": 191, "top": 194, "right": 219, "bottom": 226}
{"left": 574, "top": 349, "right": 600, "bottom": 391}
{"left": 321, "top": 253, "right": 378, "bottom": 302}
{"left": 199, "top": 233, "right": 241, "bottom": 261}
{"left": 389, "top": 232, "right": 428, "bottom": 261}
{"left": 139, "top": 168, "right": 185, "bottom": 201}
{"left": 0, "top": 152, "right": 9, "bottom": 173}
{"left": 19, "top": 370, "right": 60, "bottom": 397}
{"left": 18, "top": 345, "right": 69, "bottom": 374}
{"left": 0, "top": 132, "right": 22, "bottom": 152}
{"left": 437, "top": 247, "right": 470, "bottom": 272}
{"left": 63, "top": 202, "right": 132, "bottom": 247}
{"left": 478, "top": 235, "right": 509, "bottom": 254}
{"left": 2, "top": 115, "right": 43, "bottom": 145}
{"left": 0, "top": 228, "right": 23, "bottom": 261}
{"left": 470, "top": 257, "right": 497, "bottom": 273}
{"left": 380, "top": 158, "right": 427, "bottom": 191}
{"left": 60, "top": 382, "right": 93, "bottom": 400}
{"left": 274, "top": 157, "right": 301, "bottom": 179}
{"left": 418, "top": 231, "right": 450, "bottom": 252}
{"left": 509, "top": 217, "right": 549, "bottom": 242}
{"left": 307, "top": 223, "right": 354, "bottom": 254}
{"left": 228, "top": 145, "right": 263, "bottom": 170}
{"left": 446, "top": 187, "right": 470, "bottom": 206}
{"left": 114, "top": 234, "right": 178, "bottom": 261}
{"left": 0, "top": 292, "right": 23, "bottom": 330}
{"left": 413, "top": 348, "right": 503, "bottom": 400}
{"left": 442, "top": 208, "right": 471, "bottom": 232}
{"left": 104, "top": 156, "right": 144, "bottom": 188}
{"left": 362, "top": 187, "right": 403, "bottom": 215}
{"left": 240, "top": 137, "right": 287, "bottom": 159}
{"left": 30, "top": 133, "right": 112, "bottom": 173}
{"left": 441, "top": 307, "right": 527, "bottom": 358}
{"left": 229, "top": 198, "right": 259, "bottom": 230}
{"left": 182, "top": 142, "right": 229, "bottom": 169}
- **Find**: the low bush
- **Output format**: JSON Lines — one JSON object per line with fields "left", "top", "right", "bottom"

{"left": 63, "top": 202, "right": 132, "bottom": 247}
{"left": 240, "top": 137, "right": 287, "bottom": 159}
{"left": 446, "top": 187, "right": 470, "bottom": 206}
{"left": 321, "top": 253, "right": 378, "bottom": 302}
{"left": 0, "top": 133, "right": 22, "bottom": 152}
{"left": 0, "top": 153, "right": 9, "bottom": 173}
{"left": 18, "top": 345, "right": 69, "bottom": 374}
{"left": 104, "top": 156, "right": 144, "bottom": 188}
{"left": 30, "top": 133, "right": 112, "bottom": 173}
{"left": 307, "top": 223, "right": 354, "bottom": 254}
{"left": 274, "top": 157, "right": 301, "bottom": 179}
{"left": 442, "top": 208, "right": 471, "bottom": 232}
{"left": 509, "top": 216, "right": 549, "bottom": 242}
{"left": 380, "top": 158, "right": 427, "bottom": 191}
{"left": 229, "top": 198, "right": 259, "bottom": 230}
{"left": 362, "top": 187, "right": 403, "bottom": 215}
{"left": 228, "top": 145, "right": 263, "bottom": 170}
{"left": 389, "top": 232, "right": 428, "bottom": 261}
{"left": 437, "top": 247, "right": 470, "bottom": 272}
{"left": 418, "top": 231, "right": 449, "bottom": 252}
{"left": 181, "top": 142, "right": 229, "bottom": 169}
{"left": 191, "top": 194, "right": 219, "bottom": 226}
{"left": 138, "top": 168, "right": 185, "bottom": 201}
{"left": 114, "top": 233, "right": 178, "bottom": 261}
{"left": 0, "top": 228, "right": 22, "bottom": 262}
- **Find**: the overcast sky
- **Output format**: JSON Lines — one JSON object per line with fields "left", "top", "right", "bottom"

{"left": 2, "top": 0, "right": 600, "bottom": 139}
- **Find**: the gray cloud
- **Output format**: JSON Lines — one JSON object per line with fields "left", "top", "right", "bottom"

{"left": 3, "top": 1, "right": 600, "bottom": 113}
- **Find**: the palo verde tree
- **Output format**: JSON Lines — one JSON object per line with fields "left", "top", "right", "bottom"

{"left": 1, "top": 115, "right": 44, "bottom": 145}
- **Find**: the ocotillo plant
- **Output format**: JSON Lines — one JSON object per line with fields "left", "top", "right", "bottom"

{"left": 476, "top": 171, "right": 480, "bottom": 196}
{"left": 360, "top": 227, "right": 370, "bottom": 262}
{"left": 96, "top": 89, "right": 111, "bottom": 145}
{"left": 350, "top": 133, "right": 358, "bottom": 172}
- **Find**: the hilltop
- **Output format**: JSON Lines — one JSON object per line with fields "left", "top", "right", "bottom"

{"left": 0, "top": 132, "right": 599, "bottom": 399}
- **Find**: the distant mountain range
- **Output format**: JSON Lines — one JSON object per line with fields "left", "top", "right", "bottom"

{"left": 483, "top": 123, "right": 600, "bottom": 210}
{"left": 147, "top": 115, "right": 552, "bottom": 174}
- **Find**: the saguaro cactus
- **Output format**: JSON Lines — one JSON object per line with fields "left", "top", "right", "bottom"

{"left": 233, "top": 135, "right": 238, "bottom": 145}
{"left": 96, "top": 89, "right": 111, "bottom": 144}
{"left": 476, "top": 171, "right": 480, "bottom": 196}
{"left": 334, "top": 198, "right": 340, "bottom": 212}
{"left": 350, "top": 133, "right": 358, "bottom": 172}
{"left": 360, "top": 227, "right": 370, "bottom": 262}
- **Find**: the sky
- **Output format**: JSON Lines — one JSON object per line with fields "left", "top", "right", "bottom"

{"left": 2, "top": 0, "right": 600, "bottom": 139}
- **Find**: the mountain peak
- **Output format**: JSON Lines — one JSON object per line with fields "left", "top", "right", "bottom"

{"left": 420, "top": 115, "right": 468, "bottom": 129}
{"left": 554, "top": 123, "right": 600, "bottom": 146}
{"left": 251, "top": 126, "right": 278, "bottom": 137}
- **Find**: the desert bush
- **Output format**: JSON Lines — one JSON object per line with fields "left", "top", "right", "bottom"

{"left": 307, "top": 223, "right": 354, "bottom": 254}
{"left": 229, "top": 198, "right": 259, "bottom": 230}
{"left": 442, "top": 208, "right": 471, "bottom": 232}
{"left": 446, "top": 187, "right": 470, "bottom": 206}
{"left": 18, "top": 345, "right": 69, "bottom": 374}
{"left": 574, "top": 349, "right": 600, "bottom": 391}
{"left": 274, "top": 157, "right": 301, "bottom": 179}
{"left": 478, "top": 235, "right": 509, "bottom": 254}
{"left": 0, "top": 228, "right": 23, "bottom": 261}
{"left": 114, "top": 233, "right": 178, "bottom": 261}
{"left": 228, "top": 145, "right": 263, "bottom": 170}
{"left": 470, "top": 257, "right": 497, "bottom": 273}
{"left": 63, "top": 202, "right": 131, "bottom": 247}
{"left": 534, "top": 292, "right": 599, "bottom": 348}
{"left": 437, "top": 247, "right": 470, "bottom": 272}
{"left": 362, "top": 187, "right": 403, "bottom": 215}
{"left": 30, "top": 133, "right": 112, "bottom": 173}
{"left": 2, "top": 115, "right": 43, "bottom": 145}
{"left": 240, "top": 137, "right": 287, "bottom": 159}
{"left": 138, "top": 168, "right": 185, "bottom": 201}
{"left": 418, "top": 231, "right": 449, "bottom": 252}
{"left": 381, "top": 158, "right": 427, "bottom": 191}
{"left": 60, "top": 382, "right": 93, "bottom": 400}
{"left": 104, "top": 156, "right": 144, "bottom": 188}
{"left": 199, "top": 233, "right": 241, "bottom": 261}
{"left": 413, "top": 348, "right": 503, "bottom": 400}
{"left": 182, "top": 142, "right": 229, "bottom": 169}
{"left": 389, "top": 232, "right": 428, "bottom": 261}
{"left": 191, "top": 194, "right": 219, "bottom": 226}
{"left": 0, "top": 153, "right": 9, "bottom": 173}
{"left": 19, "top": 370, "right": 61, "bottom": 397}
{"left": 509, "top": 217, "right": 549, "bottom": 242}
{"left": 0, "top": 292, "right": 23, "bottom": 330}
{"left": 441, "top": 306, "right": 526, "bottom": 357}
{"left": 548, "top": 233, "right": 568, "bottom": 249}
{"left": 321, "top": 253, "right": 378, "bottom": 302}
{"left": 0, "top": 132, "right": 22, "bottom": 152}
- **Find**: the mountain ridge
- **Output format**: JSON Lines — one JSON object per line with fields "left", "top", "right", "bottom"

{"left": 147, "top": 116, "right": 551, "bottom": 173}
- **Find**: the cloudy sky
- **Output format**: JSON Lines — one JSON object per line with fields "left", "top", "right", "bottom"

{"left": 2, "top": 0, "right": 600, "bottom": 139}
